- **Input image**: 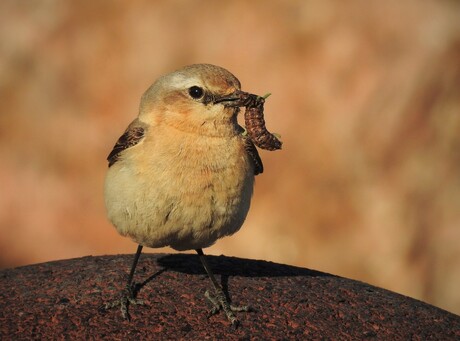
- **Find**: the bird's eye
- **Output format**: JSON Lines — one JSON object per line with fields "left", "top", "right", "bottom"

{"left": 188, "top": 86, "right": 204, "bottom": 99}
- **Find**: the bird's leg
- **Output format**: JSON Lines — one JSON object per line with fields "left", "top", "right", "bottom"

{"left": 195, "top": 249, "right": 251, "bottom": 327}
{"left": 104, "top": 244, "right": 145, "bottom": 320}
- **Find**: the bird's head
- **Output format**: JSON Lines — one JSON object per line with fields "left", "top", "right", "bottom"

{"left": 138, "top": 64, "right": 245, "bottom": 137}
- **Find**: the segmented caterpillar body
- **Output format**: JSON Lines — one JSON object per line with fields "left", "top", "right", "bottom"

{"left": 242, "top": 94, "right": 282, "bottom": 151}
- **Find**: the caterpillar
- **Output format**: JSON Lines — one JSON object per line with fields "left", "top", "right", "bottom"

{"left": 241, "top": 93, "right": 282, "bottom": 151}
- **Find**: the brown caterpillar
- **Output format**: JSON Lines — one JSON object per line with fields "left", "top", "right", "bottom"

{"left": 242, "top": 93, "right": 282, "bottom": 151}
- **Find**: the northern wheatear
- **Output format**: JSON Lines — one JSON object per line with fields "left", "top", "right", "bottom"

{"left": 104, "top": 64, "right": 267, "bottom": 326}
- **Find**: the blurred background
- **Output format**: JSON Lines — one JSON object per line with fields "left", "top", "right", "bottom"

{"left": 1, "top": 1, "right": 459, "bottom": 315}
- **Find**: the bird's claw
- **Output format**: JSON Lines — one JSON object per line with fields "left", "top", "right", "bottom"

{"left": 204, "top": 289, "right": 252, "bottom": 327}
{"left": 103, "top": 284, "right": 145, "bottom": 320}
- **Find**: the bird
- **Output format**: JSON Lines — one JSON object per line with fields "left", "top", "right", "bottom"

{"left": 103, "top": 64, "right": 265, "bottom": 326}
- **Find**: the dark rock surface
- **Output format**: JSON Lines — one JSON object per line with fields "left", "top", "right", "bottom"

{"left": 1, "top": 253, "right": 459, "bottom": 340}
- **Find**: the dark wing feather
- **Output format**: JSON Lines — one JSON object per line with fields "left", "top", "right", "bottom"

{"left": 107, "top": 119, "right": 146, "bottom": 167}
{"left": 244, "top": 137, "right": 264, "bottom": 175}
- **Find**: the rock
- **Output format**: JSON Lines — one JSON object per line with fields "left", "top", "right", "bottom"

{"left": 0, "top": 254, "right": 458, "bottom": 339}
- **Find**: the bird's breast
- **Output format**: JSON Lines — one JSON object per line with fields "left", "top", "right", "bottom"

{"left": 104, "top": 127, "right": 255, "bottom": 250}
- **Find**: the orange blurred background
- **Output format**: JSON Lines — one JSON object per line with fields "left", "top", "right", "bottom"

{"left": 1, "top": 1, "right": 459, "bottom": 315}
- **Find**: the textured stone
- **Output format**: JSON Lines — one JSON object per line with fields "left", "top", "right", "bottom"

{"left": 1, "top": 254, "right": 459, "bottom": 339}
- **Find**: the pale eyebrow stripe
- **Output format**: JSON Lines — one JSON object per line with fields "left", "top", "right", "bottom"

{"left": 169, "top": 73, "right": 202, "bottom": 89}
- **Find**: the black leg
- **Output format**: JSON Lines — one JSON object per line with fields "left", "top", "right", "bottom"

{"left": 127, "top": 244, "right": 143, "bottom": 290}
{"left": 195, "top": 249, "right": 250, "bottom": 327}
{"left": 104, "top": 244, "right": 145, "bottom": 320}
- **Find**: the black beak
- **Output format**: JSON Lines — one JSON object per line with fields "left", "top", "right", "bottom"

{"left": 213, "top": 93, "right": 242, "bottom": 107}
{"left": 213, "top": 90, "right": 261, "bottom": 108}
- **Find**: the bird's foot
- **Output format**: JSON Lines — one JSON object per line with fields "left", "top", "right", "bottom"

{"left": 103, "top": 284, "right": 145, "bottom": 320}
{"left": 204, "top": 289, "right": 252, "bottom": 327}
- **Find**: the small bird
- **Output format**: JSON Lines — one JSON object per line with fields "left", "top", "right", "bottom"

{"left": 103, "top": 64, "right": 265, "bottom": 326}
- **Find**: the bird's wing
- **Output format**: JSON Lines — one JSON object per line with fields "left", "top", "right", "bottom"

{"left": 244, "top": 137, "right": 264, "bottom": 175}
{"left": 107, "top": 118, "right": 147, "bottom": 167}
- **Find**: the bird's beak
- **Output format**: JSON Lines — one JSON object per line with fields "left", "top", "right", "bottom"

{"left": 213, "top": 90, "right": 251, "bottom": 107}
